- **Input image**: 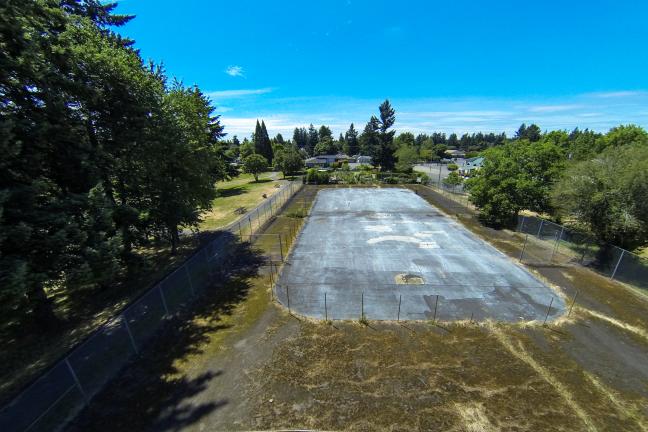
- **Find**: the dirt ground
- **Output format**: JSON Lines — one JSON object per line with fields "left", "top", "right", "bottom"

{"left": 68, "top": 185, "right": 648, "bottom": 432}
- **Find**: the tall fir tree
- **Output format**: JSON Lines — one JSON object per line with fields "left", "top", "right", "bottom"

{"left": 254, "top": 120, "right": 273, "bottom": 161}
{"left": 306, "top": 124, "right": 319, "bottom": 156}
{"left": 345, "top": 123, "right": 359, "bottom": 155}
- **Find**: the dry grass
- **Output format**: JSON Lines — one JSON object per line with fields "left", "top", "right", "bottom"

{"left": 199, "top": 172, "right": 287, "bottom": 231}
{"left": 64, "top": 186, "right": 648, "bottom": 431}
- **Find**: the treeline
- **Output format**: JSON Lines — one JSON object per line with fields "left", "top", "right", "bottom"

{"left": 466, "top": 125, "right": 648, "bottom": 252}
{"left": 221, "top": 100, "right": 399, "bottom": 172}
{"left": 1, "top": 1, "right": 228, "bottom": 327}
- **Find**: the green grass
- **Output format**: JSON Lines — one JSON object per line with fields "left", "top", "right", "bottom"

{"left": 200, "top": 172, "right": 286, "bottom": 231}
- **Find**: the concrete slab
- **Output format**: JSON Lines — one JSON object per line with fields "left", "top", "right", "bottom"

{"left": 276, "top": 188, "right": 564, "bottom": 322}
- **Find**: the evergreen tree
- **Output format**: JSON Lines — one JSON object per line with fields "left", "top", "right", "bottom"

{"left": 376, "top": 99, "right": 397, "bottom": 170}
{"left": 293, "top": 127, "right": 308, "bottom": 151}
{"left": 306, "top": 124, "right": 319, "bottom": 156}
{"left": 344, "top": 123, "right": 359, "bottom": 155}
{"left": 359, "top": 116, "right": 381, "bottom": 161}
{"left": 254, "top": 120, "right": 273, "bottom": 161}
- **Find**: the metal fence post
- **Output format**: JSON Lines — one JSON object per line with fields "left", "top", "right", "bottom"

{"left": 159, "top": 285, "right": 169, "bottom": 316}
{"left": 65, "top": 358, "right": 89, "bottom": 406}
{"left": 433, "top": 295, "right": 439, "bottom": 322}
{"left": 519, "top": 234, "right": 529, "bottom": 262}
{"left": 278, "top": 234, "right": 284, "bottom": 262}
{"left": 122, "top": 317, "right": 139, "bottom": 354}
{"left": 184, "top": 265, "right": 195, "bottom": 296}
{"left": 325, "top": 291, "right": 328, "bottom": 321}
{"left": 550, "top": 226, "right": 564, "bottom": 262}
{"left": 543, "top": 297, "right": 554, "bottom": 325}
{"left": 397, "top": 294, "right": 402, "bottom": 322}
{"left": 248, "top": 216, "right": 252, "bottom": 235}
{"left": 286, "top": 285, "right": 291, "bottom": 313}
{"left": 610, "top": 249, "right": 626, "bottom": 280}
{"left": 536, "top": 219, "right": 544, "bottom": 238}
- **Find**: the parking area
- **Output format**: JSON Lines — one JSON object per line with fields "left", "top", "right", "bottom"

{"left": 276, "top": 188, "right": 564, "bottom": 321}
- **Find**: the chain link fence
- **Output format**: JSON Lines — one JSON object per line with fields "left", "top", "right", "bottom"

{"left": 274, "top": 283, "right": 562, "bottom": 323}
{"left": 517, "top": 215, "right": 648, "bottom": 290}
{"left": 0, "top": 179, "right": 303, "bottom": 432}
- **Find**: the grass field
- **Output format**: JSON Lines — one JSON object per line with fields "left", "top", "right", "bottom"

{"left": 200, "top": 172, "right": 287, "bottom": 231}
{"left": 68, "top": 186, "right": 648, "bottom": 432}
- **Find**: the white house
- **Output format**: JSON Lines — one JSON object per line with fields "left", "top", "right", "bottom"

{"left": 460, "top": 156, "right": 484, "bottom": 175}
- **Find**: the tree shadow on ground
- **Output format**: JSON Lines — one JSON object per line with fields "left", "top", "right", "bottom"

{"left": 66, "top": 234, "right": 267, "bottom": 432}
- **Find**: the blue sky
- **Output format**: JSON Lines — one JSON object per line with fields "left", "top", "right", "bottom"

{"left": 114, "top": 0, "right": 648, "bottom": 138}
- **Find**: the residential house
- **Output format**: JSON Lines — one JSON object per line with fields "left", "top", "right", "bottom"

{"left": 305, "top": 154, "right": 350, "bottom": 168}
{"left": 459, "top": 156, "right": 484, "bottom": 175}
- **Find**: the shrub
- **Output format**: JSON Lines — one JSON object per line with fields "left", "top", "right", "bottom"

{"left": 447, "top": 163, "right": 459, "bottom": 171}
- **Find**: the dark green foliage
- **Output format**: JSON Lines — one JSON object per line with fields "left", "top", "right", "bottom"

{"left": 447, "top": 163, "right": 459, "bottom": 171}
{"left": 293, "top": 127, "right": 308, "bottom": 151}
{"left": 306, "top": 124, "right": 319, "bottom": 156}
{"left": 553, "top": 143, "right": 648, "bottom": 250}
{"left": 444, "top": 171, "right": 463, "bottom": 186}
{"left": 344, "top": 123, "right": 359, "bottom": 155}
{"left": 516, "top": 123, "right": 542, "bottom": 142}
{"left": 0, "top": 1, "right": 227, "bottom": 327}
{"left": 305, "top": 169, "right": 330, "bottom": 184}
{"left": 358, "top": 100, "right": 397, "bottom": 171}
{"left": 466, "top": 140, "right": 565, "bottom": 227}
{"left": 274, "top": 145, "right": 304, "bottom": 178}
{"left": 243, "top": 154, "right": 268, "bottom": 182}
{"left": 359, "top": 116, "right": 381, "bottom": 156}
{"left": 395, "top": 144, "right": 418, "bottom": 173}
{"left": 254, "top": 120, "right": 273, "bottom": 162}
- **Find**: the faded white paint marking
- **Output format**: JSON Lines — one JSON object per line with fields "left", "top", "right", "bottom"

{"left": 365, "top": 225, "right": 393, "bottom": 233}
{"left": 366, "top": 235, "right": 439, "bottom": 249}
{"left": 414, "top": 231, "right": 445, "bottom": 238}
{"left": 367, "top": 235, "right": 421, "bottom": 245}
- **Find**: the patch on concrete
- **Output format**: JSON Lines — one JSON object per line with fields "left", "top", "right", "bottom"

{"left": 395, "top": 274, "right": 425, "bottom": 285}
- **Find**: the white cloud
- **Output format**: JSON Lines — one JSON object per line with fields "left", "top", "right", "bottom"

{"left": 219, "top": 115, "right": 305, "bottom": 136}
{"left": 213, "top": 90, "right": 648, "bottom": 138}
{"left": 528, "top": 104, "right": 583, "bottom": 113}
{"left": 225, "top": 65, "right": 244, "bottom": 77}
{"left": 586, "top": 90, "right": 647, "bottom": 98}
{"left": 206, "top": 88, "right": 273, "bottom": 99}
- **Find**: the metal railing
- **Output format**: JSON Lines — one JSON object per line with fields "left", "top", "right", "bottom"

{"left": 0, "top": 178, "right": 303, "bottom": 432}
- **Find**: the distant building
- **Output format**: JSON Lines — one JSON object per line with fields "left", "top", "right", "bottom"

{"left": 460, "top": 156, "right": 484, "bottom": 175}
{"left": 445, "top": 149, "right": 466, "bottom": 159}
{"left": 305, "top": 154, "right": 350, "bottom": 168}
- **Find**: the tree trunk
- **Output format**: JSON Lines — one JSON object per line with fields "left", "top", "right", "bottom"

{"left": 28, "top": 285, "right": 58, "bottom": 328}
{"left": 170, "top": 224, "right": 179, "bottom": 255}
